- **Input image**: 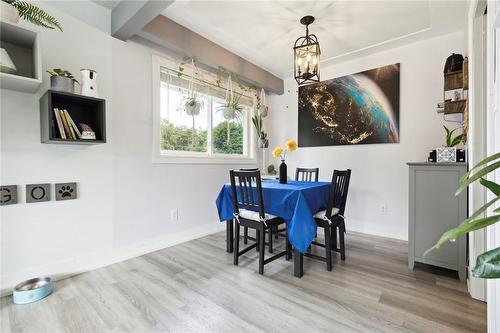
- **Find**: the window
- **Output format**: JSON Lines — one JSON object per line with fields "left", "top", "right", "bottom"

{"left": 152, "top": 55, "right": 255, "bottom": 164}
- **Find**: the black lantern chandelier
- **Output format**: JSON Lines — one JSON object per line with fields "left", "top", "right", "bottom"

{"left": 294, "top": 16, "right": 321, "bottom": 86}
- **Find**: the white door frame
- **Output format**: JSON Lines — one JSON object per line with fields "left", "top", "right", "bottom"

{"left": 467, "top": 0, "right": 488, "bottom": 302}
{"left": 486, "top": 1, "right": 500, "bottom": 332}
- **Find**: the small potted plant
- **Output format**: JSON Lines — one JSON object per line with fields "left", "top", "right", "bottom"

{"left": 47, "top": 69, "right": 79, "bottom": 93}
{"left": 1, "top": 0, "right": 63, "bottom": 30}
{"left": 267, "top": 164, "right": 277, "bottom": 175}
{"left": 436, "top": 125, "right": 463, "bottom": 162}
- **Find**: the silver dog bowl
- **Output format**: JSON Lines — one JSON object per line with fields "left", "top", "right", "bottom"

{"left": 13, "top": 277, "right": 53, "bottom": 304}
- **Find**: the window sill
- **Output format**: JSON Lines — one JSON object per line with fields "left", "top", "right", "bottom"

{"left": 152, "top": 154, "right": 258, "bottom": 165}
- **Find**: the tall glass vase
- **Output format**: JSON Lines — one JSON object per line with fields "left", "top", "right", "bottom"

{"left": 261, "top": 147, "right": 268, "bottom": 174}
{"left": 259, "top": 138, "right": 269, "bottom": 174}
{"left": 279, "top": 159, "right": 287, "bottom": 184}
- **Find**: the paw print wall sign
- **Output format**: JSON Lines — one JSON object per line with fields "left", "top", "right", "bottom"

{"left": 55, "top": 183, "right": 77, "bottom": 201}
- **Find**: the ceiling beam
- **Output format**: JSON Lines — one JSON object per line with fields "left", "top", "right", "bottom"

{"left": 138, "top": 15, "right": 284, "bottom": 95}
{"left": 111, "top": 0, "right": 175, "bottom": 41}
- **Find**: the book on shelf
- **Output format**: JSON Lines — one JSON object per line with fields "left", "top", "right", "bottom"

{"left": 59, "top": 109, "right": 73, "bottom": 140}
{"left": 62, "top": 110, "right": 76, "bottom": 140}
{"left": 64, "top": 110, "right": 82, "bottom": 139}
{"left": 53, "top": 108, "right": 66, "bottom": 139}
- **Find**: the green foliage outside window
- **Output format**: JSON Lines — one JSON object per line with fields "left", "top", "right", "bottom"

{"left": 160, "top": 120, "right": 243, "bottom": 155}
{"left": 160, "top": 120, "right": 207, "bottom": 152}
{"left": 212, "top": 121, "right": 243, "bottom": 154}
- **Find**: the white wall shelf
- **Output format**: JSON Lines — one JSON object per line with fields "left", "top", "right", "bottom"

{"left": 0, "top": 21, "right": 42, "bottom": 93}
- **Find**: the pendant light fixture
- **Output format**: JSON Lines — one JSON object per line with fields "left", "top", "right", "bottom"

{"left": 294, "top": 16, "right": 321, "bottom": 86}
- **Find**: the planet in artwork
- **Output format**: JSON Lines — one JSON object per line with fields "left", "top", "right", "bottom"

{"left": 298, "top": 63, "right": 400, "bottom": 147}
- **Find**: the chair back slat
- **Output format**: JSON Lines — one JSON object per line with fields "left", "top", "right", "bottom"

{"left": 230, "top": 170, "right": 265, "bottom": 219}
{"left": 325, "top": 169, "right": 351, "bottom": 218}
{"left": 239, "top": 168, "right": 259, "bottom": 184}
{"left": 295, "top": 168, "right": 319, "bottom": 182}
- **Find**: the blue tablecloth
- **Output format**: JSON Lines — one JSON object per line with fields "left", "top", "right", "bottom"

{"left": 216, "top": 180, "right": 331, "bottom": 253}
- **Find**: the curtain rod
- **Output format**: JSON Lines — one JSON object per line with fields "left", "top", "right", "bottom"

{"left": 160, "top": 66, "right": 257, "bottom": 101}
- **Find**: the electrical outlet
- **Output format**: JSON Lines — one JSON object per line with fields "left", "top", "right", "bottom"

{"left": 380, "top": 205, "right": 387, "bottom": 215}
{"left": 170, "top": 208, "right": 178, "bottom": 221}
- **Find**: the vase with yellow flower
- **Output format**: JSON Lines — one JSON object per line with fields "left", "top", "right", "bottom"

{"left": 272, "top": 139, "right": 298, "bottom": 184}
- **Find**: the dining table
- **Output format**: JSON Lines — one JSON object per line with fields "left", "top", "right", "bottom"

{"left": 215, "top": 179, "right": 331, "bottom": 277}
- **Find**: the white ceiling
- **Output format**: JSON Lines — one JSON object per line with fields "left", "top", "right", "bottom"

{"left": 92, "top": 0, "right": 121, "bottom": 10}
{"left": 162, "top": 0, "right": 468, "bottom": 78}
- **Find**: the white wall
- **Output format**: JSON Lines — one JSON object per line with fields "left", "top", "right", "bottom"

{"left": 267, "top": 31, "right": 465, "bottom": 240}
{"left": 111, "top": 39, "right": 241, "bottom": 248}
{"left": 1, "top": 5, "right": 114, "bottom": 291}
{"left": 0, "top": 3, "right": 243, "bottom": 293}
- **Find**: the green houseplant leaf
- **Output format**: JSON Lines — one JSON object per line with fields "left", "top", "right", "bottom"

{"left": 450, "top": 134, "right": 463, "bottom": 147}
{"left": 424, "top": 215, "right": 500, "bottom": 256}
{"left": 480, "top": 177, "right": 500, "bottom": 196}
{"left": 252, "top": 114, "right": 267, "bottom": 141}
{"left": 443, "top": 125, "right": 463, "bottom": 147}
{"left": 461, "top": 195, "right": 500, "bottom": 224}
{"left": 473, "top": 247, "right": 500, "bottom": 279}
{"left": 6, "top": 0, "right": 63, "bottom": 31}
{"left": 46, "top": 68, "right": 80, "bottom": 84}
{"left": 459, "top": 152, "right": 500, "bottom": 185}
{"left": 444, "top": 125, "right": 452, "bottom": 147}
{"left": 456, "top": 160, "right": 500, "bottom": 195}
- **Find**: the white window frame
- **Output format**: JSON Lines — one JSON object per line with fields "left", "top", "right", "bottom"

{"left": 152, "top": 54, "right": 257, "bottom": 165}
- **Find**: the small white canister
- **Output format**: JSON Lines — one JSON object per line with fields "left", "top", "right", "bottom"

{"left": 80, "top": 69, "right": 98, "bottom": 98}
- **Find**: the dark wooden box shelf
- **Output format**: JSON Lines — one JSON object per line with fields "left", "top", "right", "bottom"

{"left": 444, "top": 99, "right": 466, "bottom": 114}
{"left": 444, "top": 70, "right": 463, "bottom": 91}
{"left": 40, "top": 90, "right": 106, "bottom": 144}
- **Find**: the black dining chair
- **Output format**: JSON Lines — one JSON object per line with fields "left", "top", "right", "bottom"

{"left": 239, "top": 168, "right": 259, "bottom": 246}
{"left": 295, "top": 168, "right": 319, "bottom": 182}
{"left": 305, "top": 169, "right": 351, "bottom": 271}
{"left": 238, "top": 168, "right": 276, "bottom": 251}
{"left": 230, "top": 170, "right": 291, "bottom": 274}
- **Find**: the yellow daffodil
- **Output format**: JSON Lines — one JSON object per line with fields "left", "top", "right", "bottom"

{"left": 286, "top": 139, "right": 298, "bottom": 152}
{"left": 272, "top": 146, "right": 283, "bottom": 158}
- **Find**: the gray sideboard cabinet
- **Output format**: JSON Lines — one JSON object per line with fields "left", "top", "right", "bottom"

{"left": 407, "top": 162, "right": 467, "bottom": 281}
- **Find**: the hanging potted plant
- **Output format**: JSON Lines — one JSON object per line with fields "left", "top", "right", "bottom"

{"left": 220, "top": 93, "right": 244, "bottom": 121}
{"left": 184, "top": 96, "right": 201, "bottom": 116}
{"left": 252, "top": 113, "right": 268, "bottom": 148}
{"left": 258, "top": 88, "right": 269, "bottom": 118}
{"left": 182, "top": 58, "right": 203, "bottom": 116}
{"left": 217, "top": 75, "right": 245, "bottom": 143}
{"left": 175, "top": 58, "right": 205, "bottom": 147}
{"left": 47, "top": 68, "right": 79, "bottom": 93}
{"left": 1, "top": 0, "right": 63, "bottom": 30}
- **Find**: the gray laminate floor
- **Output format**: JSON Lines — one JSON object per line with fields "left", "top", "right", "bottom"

{"left": 1, "top": 231, "right": 486, "bottom": 333}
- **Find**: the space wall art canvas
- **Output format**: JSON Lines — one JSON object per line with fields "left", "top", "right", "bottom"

{"left": 298, "top": 63, "right": 400, "bottom": 147}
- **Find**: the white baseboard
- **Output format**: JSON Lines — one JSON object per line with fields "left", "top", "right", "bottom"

{"left": 347, "top": 226, "right": 407, "bottom": 242}
{"left": 0, "top": 223, "right": 225, "bottom": 297}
